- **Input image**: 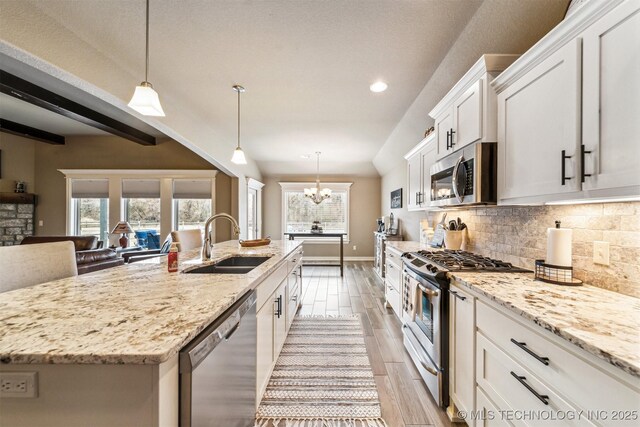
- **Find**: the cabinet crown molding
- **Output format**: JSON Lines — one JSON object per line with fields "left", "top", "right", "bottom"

{"left": 491, "top": 0, "right": 625, "bottom": 94}
{"left": 404, "top": 132, "right": 435, "bottom": 160}
{"left": 428, "top": 54, "right": 519, "bottom": 120}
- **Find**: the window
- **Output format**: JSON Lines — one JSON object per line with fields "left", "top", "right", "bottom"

{"left": 71, "top": 179, "right": 109, "bottom": 241}
{"left": 173, "top": 179, "right": 212, "bottom": 232}
{"left": 123, "top": 179, "right": 161, "bottom": 248}
{"left": 280, "top": 182, "right": 352, "bottom": 240}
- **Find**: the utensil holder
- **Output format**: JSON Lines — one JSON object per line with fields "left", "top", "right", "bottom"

{"left": 444, "top": 230, "right": 466, "bottom": 250}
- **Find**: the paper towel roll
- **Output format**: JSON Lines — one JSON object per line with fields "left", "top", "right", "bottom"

{"left": 546, "top": 224, "right": 572, "bottom": 267}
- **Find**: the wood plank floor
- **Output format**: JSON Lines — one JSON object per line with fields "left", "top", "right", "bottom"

{"left": 298, "top": 261, "right": 453, "bottom": 427}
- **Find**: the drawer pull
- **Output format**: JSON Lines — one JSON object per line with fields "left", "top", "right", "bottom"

{"left": 510, "top": 339, "right": 550, "bottom": 366}
{"left": 449, "top": 290, "right": 467, "bottom": 301}
{"left": 510, "top": 371, "right": 549, "bottom": 405}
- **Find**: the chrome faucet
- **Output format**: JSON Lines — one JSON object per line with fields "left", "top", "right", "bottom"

{"left": 202, "top": 213, "right": 241, "bottom": 259}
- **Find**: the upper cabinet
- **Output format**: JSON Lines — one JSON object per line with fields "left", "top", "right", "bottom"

{"left": 493, "top": 0, "right": 640, "bottom": 204}
{"left": 429, "top": 55, "right": 520, "bottom": 161}
{"left": 405, "top": 133, "right": 436, "bottom": 211}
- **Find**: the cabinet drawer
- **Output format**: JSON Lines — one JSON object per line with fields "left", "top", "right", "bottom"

{"left": 477, "top": 333, "right": 592, "bottom": 427}
{"left": 288, "top": 248, "right": 303, "bottom": 273}
{"left": 476, "top": 386, "right": 513, "bottom": 427}
{"left": 477, "top": 301, "right": 640, "bottom": 417}
{"left": 386, "top": 283, "right": 401, "bottom": 318}
{"left": 256, "top": 263, "right": 287, "bottom": 311}
{"left": 386, "top": 247, "right": 403, "bottom": 269}
{"left": 385, "top": 260, "right": 401, "bottom": 291}
{"left": 287, "top": 281, "right": 300, "bottom": 329}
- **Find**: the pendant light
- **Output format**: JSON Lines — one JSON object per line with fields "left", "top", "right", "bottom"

{"left": 128, "top": 0, "right": 165, "bottom": 117}
{"left": 304, "top": 152, "right": 331, "bottom": 204}
{"left": 231, "top": 85, "right": 247, "bottom": 165}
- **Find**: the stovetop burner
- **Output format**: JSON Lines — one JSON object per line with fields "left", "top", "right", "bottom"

{"left": 409, "top": 249, "right": 530, "bottom": 273}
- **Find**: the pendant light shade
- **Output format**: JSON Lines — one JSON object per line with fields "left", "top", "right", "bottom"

{"left": 231, "top": 85, "right": 248, "bottom": 165}
{"left": 128, "top": 0, "right": 165, "bottom": 117}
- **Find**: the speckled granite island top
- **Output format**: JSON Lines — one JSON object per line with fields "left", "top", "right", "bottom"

{"left": 451, "top": 271, "right": 640, "bottom": 378}
{"left": 0, "top": 240, "right": 303, "bottom": 365}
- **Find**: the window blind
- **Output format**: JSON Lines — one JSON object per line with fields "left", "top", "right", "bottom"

{"left": 122, "top": 179, "right": 161, "bottom": 198}
{"left": 173, "top": 179, "right": 212, "bottom": 199}
{"left": 71, "top": 179, "right": 109, "bottom": 198}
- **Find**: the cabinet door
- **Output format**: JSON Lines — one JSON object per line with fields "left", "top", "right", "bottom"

{"left": 449, "top": 286, "right": 475, "bottom": 417}
{"left": 475, "top": 387, "right": 509, "bottom": 427}
{"left": 436, "top": 109, "right": 454, "bottom": 160}
{"left": 286, "top": 267, "right": 300, "bottom": 330}
{"left": 453, "top": 79, "right": 483, "bottom": 151}
{"left": 498, "top": 39, "right": 582, "bottom": 202}
{"left": 256, "top": 299, "right": 275, "bottom": 402}
{"left": 582, "top": 1, "right": 640, "bottom": 192}
{"left": 407, "top": 152, "right": 422, "bottom": 210}
{"left": 273, "top": 281, "right": 288, "bottom": 356}
{"left": 420, "top": 140, "right": 437, "bottom": 207}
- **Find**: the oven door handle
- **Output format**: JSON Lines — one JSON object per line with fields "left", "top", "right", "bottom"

{"left": 451, "top": 155, "right": 464, "bottom": 203}
{"left": 418, "top": 283, "right": 439, "bottom": 298}
{"left": 403, "top": 325, "right": 439, "bottom": 376}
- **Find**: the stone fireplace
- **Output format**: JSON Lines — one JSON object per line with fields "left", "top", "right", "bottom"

{"left": 0, "top": 193, "right": 36, "bottom": 246}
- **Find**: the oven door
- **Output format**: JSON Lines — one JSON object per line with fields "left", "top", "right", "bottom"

{"left": 402, "top": 268, "right": 445, "bottom": 406}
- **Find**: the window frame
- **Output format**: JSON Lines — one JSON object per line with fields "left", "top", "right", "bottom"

{"left": 279, "top": 182, "right": 352, "bottom": 244}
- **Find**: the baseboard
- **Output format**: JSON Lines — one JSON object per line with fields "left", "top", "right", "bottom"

{"left": 302, "top": 256, "right": 374, "bottom": 262}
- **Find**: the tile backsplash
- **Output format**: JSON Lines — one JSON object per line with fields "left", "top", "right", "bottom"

{"left": 426, "top": 202, "right": 640, "bottom": 298}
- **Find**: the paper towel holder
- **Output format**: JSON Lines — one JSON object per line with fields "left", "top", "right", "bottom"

{"left": 535, "top": 260, "right": 583, "bottom": 286}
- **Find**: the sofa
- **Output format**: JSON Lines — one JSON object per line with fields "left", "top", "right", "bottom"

{"left": 20, "top": 236, "right": 124, "bottom": 274}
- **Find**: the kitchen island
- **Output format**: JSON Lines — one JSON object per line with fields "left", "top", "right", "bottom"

{"left": 0, "top": 239, "right": 303, "bottom": 427}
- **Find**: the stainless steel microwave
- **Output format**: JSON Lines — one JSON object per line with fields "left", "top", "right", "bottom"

{"left": 429, "top": 142, "right": 497, "bottom": 207}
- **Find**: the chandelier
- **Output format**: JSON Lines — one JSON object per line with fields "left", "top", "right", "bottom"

{"left": 304, "top": 152, "right": 331, "bottom": 205}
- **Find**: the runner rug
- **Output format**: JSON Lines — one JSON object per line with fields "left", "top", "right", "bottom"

{"left": 255, "top": 315, "right": 387, "bottom": 427}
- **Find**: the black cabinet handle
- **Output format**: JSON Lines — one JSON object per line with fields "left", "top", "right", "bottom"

{"left": 446, "top": 130, "right": 451, "bottom": 150}
{"left": 510, "top": 339, "right": 550, "bottom": 365}
{"left": 449, "top": 290, "right": 467, "bottom": 301}
{"left": 275, "top": 296, "right": 282, "bottom": 318}
{"left": 561, "top": 150, "right": 572, "bottom": 185}
{"left": 580, "top": 144, "right": 592, "bottom": 183}
{"left": 510, "top": 371, "right": 549, "bottom": 405}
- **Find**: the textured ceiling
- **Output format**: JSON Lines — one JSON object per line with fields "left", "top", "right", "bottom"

{"left": 10, "top": 0, "right": 483, "bottom": 176}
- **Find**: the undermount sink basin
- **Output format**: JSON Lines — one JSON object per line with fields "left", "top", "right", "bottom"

{"left": 185, "top": 256, "right": 271, "bottom": 275}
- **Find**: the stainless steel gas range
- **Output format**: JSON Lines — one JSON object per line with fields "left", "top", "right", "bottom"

{"left": 401, "top": 249, "right": 529, "bottom": 408}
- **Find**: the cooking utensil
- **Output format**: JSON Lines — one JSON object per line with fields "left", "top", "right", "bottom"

{"left": 449, "top": 220, "right": 458, "bottom": 231}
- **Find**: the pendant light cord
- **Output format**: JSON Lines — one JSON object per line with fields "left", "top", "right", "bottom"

{"left": 316, "top": 152, "right": 321, "bottom": 188}
{"left": 237, "top": 89, "right": 241, "bottom": 149}
{"left": 145, "top": 0, "right": 150, "bottom": 83}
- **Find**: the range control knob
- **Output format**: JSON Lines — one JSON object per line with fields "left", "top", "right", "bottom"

{"left": 430, "top": 266, "right": 439, "bottom": 273}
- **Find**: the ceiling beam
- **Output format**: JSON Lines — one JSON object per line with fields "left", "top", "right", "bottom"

{"left": 0, "top": 118, "right": 65, "bottom": 145}
{"left": 0, "top": 71, "right": 156, "bottom": 146}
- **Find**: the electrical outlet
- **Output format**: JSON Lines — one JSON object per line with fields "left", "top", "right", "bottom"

{"left": 353, "top": 245, "right": 357, "bottom": 251}
{"left": 593, "top": 241, "right": 610, "bottom": 266}
{"left": 0, "top": 372, "right": 38, "bottom": 398}
{"left": 38, "top": 220, "right": 44, "bottom": 226}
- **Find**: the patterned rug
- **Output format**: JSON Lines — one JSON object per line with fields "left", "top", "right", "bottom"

{"left": 255, "top": 315, "right": 387, "bottom": 427}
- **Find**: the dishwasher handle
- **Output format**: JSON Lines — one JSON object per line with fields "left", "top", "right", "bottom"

{"left": 181, "top": 290, "right": 257, "bottom": 372}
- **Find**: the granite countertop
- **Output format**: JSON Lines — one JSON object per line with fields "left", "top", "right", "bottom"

{"left": 386, "top": 240, "right": 639, "bottom": 377}
{"left": 385, "top": 240, "right": 424, "bottom": 253}
{"left": 0, "top": 240, "right": 303, "bottom": 365}
{"left": 451, "top": 272, "right": 640, "bottom": 378}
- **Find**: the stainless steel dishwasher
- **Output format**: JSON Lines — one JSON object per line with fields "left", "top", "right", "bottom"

{"left": 179, "top": 290, "right": 257, "bottom": 427}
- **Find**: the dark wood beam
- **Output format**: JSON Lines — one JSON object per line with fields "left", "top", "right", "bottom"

{"left": 0, "top": 118, "right": 65, "bottom": 145}
{"left": 0, "top": 71, "right": 156, "bottom": 146}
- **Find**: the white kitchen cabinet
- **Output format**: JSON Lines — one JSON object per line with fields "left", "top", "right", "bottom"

{"left": 407, "top": 150, "right": 423, "bottom": 210}
{"left": 448, "top": 285, "right": 475, "bottom": 422}
{"left": 256, "top": 296, "right": 275, "bottom": 404}
{"left": 475, "top": 387, "right": 507, "bottom": 427}
{"left": 384, "top": 246, "right": 403, "bottom": 318}
{"left": 404, "top": 133, "right": 436, "bottom": 211}
{"left": 430, "top": 55, "right": 520, "bottom": 161}
{"left": 496, "top": 39, "right": 582, "bottom": 203}
{"left": 581, "top": 0, "right": 640, "bottom": 194}
{"left": 435, "top": 109, "right": 454, "bottom": 160}
{"left": 273, "top": 280, "right": 288, "bottom": 356}
{"left": 492, "top": 0, "right": 639, "bottom": 204}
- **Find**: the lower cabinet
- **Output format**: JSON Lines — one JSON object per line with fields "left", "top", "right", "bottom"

{"left": 449, "top": 284, "right": 475, "bottom": 419}
{"left": 450, "top": 282, "right": 640, "bottom": 426}
{"left": 384, "top": 246, "right": 403, "bottom": 318}
{"left": 256, "top": 251, "right": 303, "bottom": 407}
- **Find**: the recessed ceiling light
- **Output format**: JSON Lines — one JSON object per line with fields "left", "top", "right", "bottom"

{"left": 300, "top": 154, "right": 312, "bottom": 159}
{"left": 370, "top": 81, "right": 388, "bottom": 93}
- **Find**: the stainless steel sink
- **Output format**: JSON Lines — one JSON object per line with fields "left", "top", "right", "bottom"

{"left": 185, "top": 256, "right": 271, "bottom": 275}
